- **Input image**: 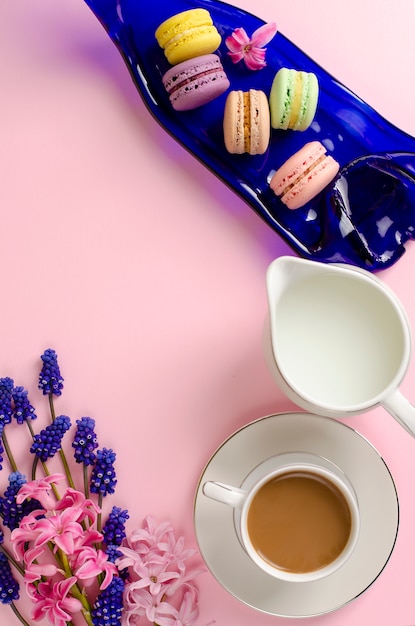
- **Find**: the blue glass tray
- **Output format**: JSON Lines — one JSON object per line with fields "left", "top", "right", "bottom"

{"left": 84, "top": 0, "right": 415, "bottom": 271}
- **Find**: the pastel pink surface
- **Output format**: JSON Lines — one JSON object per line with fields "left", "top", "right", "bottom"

{"left": 2, "top": 2, "right": 415, "bottom": 626}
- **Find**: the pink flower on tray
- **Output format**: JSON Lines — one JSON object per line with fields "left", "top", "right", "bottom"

{"left": 225, "top": 22, "right": 277, "bottom": 70}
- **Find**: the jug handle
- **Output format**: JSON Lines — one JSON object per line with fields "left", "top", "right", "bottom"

{"left": 382, "top": 389, "right": 415, "bottom": 437}
{"left": 202, "top": 481, "right": 246, "bottom": 509}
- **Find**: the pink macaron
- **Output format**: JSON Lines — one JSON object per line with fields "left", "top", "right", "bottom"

{"left": 270, "top": 141, "right": 340, "bottom": 209}
{"left": 162, "top": 53, "right": 230, "bottom": 111}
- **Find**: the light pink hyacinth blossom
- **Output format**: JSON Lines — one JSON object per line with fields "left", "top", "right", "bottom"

{"left": 225, "top": 22, "right": 277, "bottom": 70}
{"left": 118, "top": 516, "right": 211, "bottom": 626}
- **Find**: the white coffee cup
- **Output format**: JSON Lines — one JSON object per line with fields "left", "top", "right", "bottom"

{"left": 203, "top": 452, "right": 360, "bottom": 583}
{"left": 264, "top": 256, "right": 415, "bottom": 436}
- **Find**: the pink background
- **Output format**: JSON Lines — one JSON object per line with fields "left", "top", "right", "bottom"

{"left": 2, "top": 0, "right": 415, "bottom": 624}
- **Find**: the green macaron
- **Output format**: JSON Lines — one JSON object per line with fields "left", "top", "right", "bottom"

{"left": 269, "top": 68, "right": 319, "bottom": 131}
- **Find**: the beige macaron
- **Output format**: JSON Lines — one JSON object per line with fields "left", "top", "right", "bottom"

{"left": 223, "top": 90, "right": 270, "bottom": 155}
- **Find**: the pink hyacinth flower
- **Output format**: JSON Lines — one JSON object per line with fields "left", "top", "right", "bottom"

{"left": 115, "top": 545, "right": 143, "bottom": 571}
{"left": 11, "top": 512, "right": 45, "bottom": 560}
{"left": 32, "top": 508, "right": 85, "bottom": 554}
{"left": 156, "top": 585, "right": 201, "bottom": 626}
{"left": 124, "top": 560, "right": 180, "bottom": 596}
{"left": 73, "top": 527, "right": 104, "bottom": 550}
{"left": 55, "top": 487, "right": 100, "bottom": 525}
{"left": 225, "top": 22, "right": 277, "bottom": 70}
{"left": 163, "top": 565, "right": 206, "bottom": 599}
{"left": 71, "top": 546, "right": 117, "bottom": 589}
{"left": 122, "top": 587, "right": 165, "bottom": 625}
{"left": 128, "top": 515, "right": 174, "bottom": 555}
{"left": 23, "top": 545, "right": 63, "bottom": 583}
{"left": 158, "top": 531, "right": 203, "bottom": 577}
{"left": 16, "top": 473, "right": 65, "bottom": 511}
{"left": 31, "top": 576, "right": 82, "bottom": 626}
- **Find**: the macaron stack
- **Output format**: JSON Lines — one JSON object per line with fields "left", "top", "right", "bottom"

{"left": 155, "top": 9, "right": 229, "bottom": 111}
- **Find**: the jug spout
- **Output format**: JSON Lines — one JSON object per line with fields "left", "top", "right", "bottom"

{"left": 266, "top": 256, "right": 292, "bottom": 304}
{"left": 265, "top": 256, "right": 367, "bottom": 314}
{"left": 265, "top": 257, "right": 324, "bottom": 396}
{"left": 266, "top": 256, "right": 324, "bottom": 311}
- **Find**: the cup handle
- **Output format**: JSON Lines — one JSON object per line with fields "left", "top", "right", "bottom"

{"left": 382, "top": 389, "right": 415, "bottom": 436}
{"left": 202, "top": 481, "right": 247, "bottom": 508}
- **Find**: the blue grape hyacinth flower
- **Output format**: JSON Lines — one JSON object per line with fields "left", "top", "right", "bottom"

{"left": 90, "top": 448, "right": 117, "bottom": 496}
{"left": 12, "top": 386, "right": 37, "bottom": 424}
{"left": 91, "top": 575, "right": 124, "bottom": 626}
{"left": 30, "top": 415, "right": 71, "bottom": 462}
{"left": 72, "top": 417, "right": 98, "bottom": 466}
{"left": 0, "top": 552, "right": 19, "bottom": 605}
{"left": 102, "top": 506, "right": 129, "bottom": 547}
{"left": 0, "top": 378, "right": 13, "bottom": 428}
{"left": 0, "top": 472, "right": 39, "bottom": 531}
{"left": 38, "top": 349, "right": 64, "bottom": 397}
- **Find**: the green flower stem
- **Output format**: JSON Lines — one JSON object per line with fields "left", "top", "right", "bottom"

{"left": 0, "top": 545, "right": 24, "bottom": 578}
{"left": 81, "top": 610, "right": 94, "bottom": 626}
{"left": 95, "top": 493, "right": 104, "bottom": 588}
{"left": 48, "top": 394, "right": 76, "bottom": 491}
{"left": 48, "top": 393, "right": 56, "bottom": 422}
{"left": 25, "top": 420, "right": 35, "bottom": 439}
{"left": 31, "top": 452, "right": 39, "bottom": 481}
{"left": 10, "top": 602, "right": 31, "bottom": 626}
{"left": 58, "top": 550, "right": 92, "bottom": 617}
{"left": 83, "top": 465, "right": 89, "bottom": 499}
{"left": 54, "top": 550, "right": 93, "bottom": 626}
{"left": 58, "top": 448, "right": 76, "bottom": 490}
{"left": 97, "top": 493, "right": 103, "bottom": 540}
{"left": 1, "top": 430, "right": 18, "bottom": 473}
{"left": 30, "top": 457, "right": 60, "bottom": 500}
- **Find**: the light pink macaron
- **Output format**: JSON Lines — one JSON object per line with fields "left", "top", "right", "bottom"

{"left": 270, "top": 141, "right": 340, "bottom": 209}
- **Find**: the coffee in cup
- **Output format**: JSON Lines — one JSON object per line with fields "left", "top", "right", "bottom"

{"left": 247, "top": 469, "right": 352, "bottom": 574}
{"left": 202, "top": 453, "right": 359, "bottom": 582}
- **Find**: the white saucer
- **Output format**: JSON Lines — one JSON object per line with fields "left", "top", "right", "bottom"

{"left": 194, "top": 413, "right": 399, "bottom": 618}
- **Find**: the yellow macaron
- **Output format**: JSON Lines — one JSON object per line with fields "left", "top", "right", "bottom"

{"left": 155, "top": 9, "right": 221, "bottom": 65}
